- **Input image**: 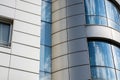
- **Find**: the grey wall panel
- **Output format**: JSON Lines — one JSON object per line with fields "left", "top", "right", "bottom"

{"left": 67, "top": 2, "right": 85, "bottom": 17}
{"left": 68, "top": 38, "right": 88, "bottom": 53}
{"left": 52, "top": 8, "right": 66, "bottom": 22}
{"left": 52, "top": 30, "right": 67, "bottom": 46}
{"left": 69, "top": 65, "right": 91, "bottom": 80}
{"left": 52, "top": 42, "right": 68, "bottom": 58}
{"left": 67, "top": 14, "right": 85, "bottom": 28}
{"left": 52, "top": 69, "right": 69, "bottom": 80}
{"left": 52, "top": 19, "right": 66, "bottom": 34}
{"left": 52, "top": 55, "right": 68, "bottom": 72}
{"left": 52, "top": 0, "right": 90, "bottom": 80}
{"left": 68, "top": 51, "right": 89, "bottom": 67}
{"left": 52, "top": 0, "right": 66, "bottom": 12}
{"left": 67, "top": 26, "right": 86, "bottom": 40}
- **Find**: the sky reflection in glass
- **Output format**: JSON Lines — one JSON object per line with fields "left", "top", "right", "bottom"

{"left": 88, "top": 41, "right": 120, "bottom": 80}
{"left": 41, "top": 22, "right": 51, "bottom": 46}
{"left": 88, "top": 41, "right": 114, "bottom": 67}
{"left": 85, "top": 0, "right": 120, "bottom": 32}
{"left": 91, "top": 67, "right": 116, "bottom": 80}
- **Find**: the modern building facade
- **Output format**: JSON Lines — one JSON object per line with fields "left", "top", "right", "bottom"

{"left": 0, "top": 0, "right": 40, "bottom": 80}
{"left": 0, "top": 0, "right": 120, "bottom": 80}
{"left": 51, "top": 0, "right": 120, "bottom": 80}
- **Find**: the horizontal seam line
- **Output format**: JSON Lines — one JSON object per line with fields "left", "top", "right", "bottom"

{"left": 10, "top": 54, "right": 40, "bottom": 61}
{"left": 0, "top": 4, "right": 40, "bottom": 16}
{"left": 15, "top": 19, "right": 40, "bottom": 26}
{"left": 52, "top": 64, "right": 89, "bottom": 73}
{"left": 0, "top": 65, "right": 39, "bottom": 74}
{"left": 52, "top": 37, "right": 86, "bottom": 47}
{"left": 52, "top": 50, "right": 88, "bottom": 60}
{"left": 12, "top": 41, "right": 40, "bottom": 49}
{"left": 13, "top": 30, "right": 40, "bottom": 37}
{"left": 20, "top": 0, "right": 41, "bottom": 6}
{"left": 52, "top": 2, "right": 83, "bottom": 13}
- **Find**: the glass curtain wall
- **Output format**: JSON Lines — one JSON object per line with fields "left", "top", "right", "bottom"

{"left": 85, "top": 0, "right": 120, "bottom": 32}
{"left": 88, "top": 41, "right": 120, "bottom": 80}
{"left": 40, "top": 0, "right": 52, "bottom": 80}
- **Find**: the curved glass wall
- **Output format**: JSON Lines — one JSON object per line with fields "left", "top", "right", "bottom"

{"left": 40, "top": 0, "right": 52, "bottom": 80}
{"left": 88, "top": 41, "right": 120, "bottom": 80}
{"left": 85, "top": 0, "right": 120, "bottom": 32}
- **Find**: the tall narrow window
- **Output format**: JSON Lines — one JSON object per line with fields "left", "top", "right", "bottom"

{"left": 0, "top": 22, "right": 12, "bottom": 47}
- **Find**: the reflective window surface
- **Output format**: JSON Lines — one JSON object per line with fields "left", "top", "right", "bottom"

{"left": 40, "top": 72, "right": 51, "bottom": 80}
{"left": 88, "top": 41, "right": 120, "bottom": 80}
{"left": 88, "top": 41, "right": 114, "bottom": 67}
{"left": 40, "top": 0, "right": 52, "bottom": 80}
{"left": 41, "top": 22, "right": 51, "bottom": 46}
{"left": 106, "top": 0, "right": 120, "bottom": 24}
{"left": 112, "top": 45, "right": 120, "bottom": 70}
{"left": 40, "top": 46, "right": 51, "bottom": 72}
{"left": 86, "top": 16, "right": 107, "bottom": 26}
{"left": 85, "top": 0, "right": 106, "bottom": 16}
{"left": 0, "top": 22, "right": 11, "bottom": 46}
{"left": 85, "top": 0, "right": 120, "bottom": 32}
{"left": 91, "top": 67, "right": 116, "bottom": 80}
{"left": 41, "top": 1, "right": 51, "bottom": 22}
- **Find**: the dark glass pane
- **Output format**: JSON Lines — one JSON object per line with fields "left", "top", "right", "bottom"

{"left": 40, "top": 45, "right": 51, "bottom": 72}
{"left": 41, "top": 1, "right": 51, "bottom": 22}
{"left": 91, "top": 67, "right": 116, "bottom": 80}
{"left": 86, "top": 16, "right": 107, "bottom": 26}
{"left": 41, "top": 22, "right": 51, "bottom": 46}
{"left": 0, "top": 22, "right": 10, "bottom": 45}
{"left": 0, "top": 23, "right": 2, "bottom": 42}
{"left": 85, "top": 0, "right": 106, "bottom": 16}
{"left": 2, "top": 23, "right": 10, "bottom": 43}
{"left": 88, "top": 41, "right": 114, "bottom": 67}
{"left": 112, "top": 45, "right": 120, "bottom": 70}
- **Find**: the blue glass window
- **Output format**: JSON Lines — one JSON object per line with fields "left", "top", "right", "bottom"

{"left": 106, "top": 0, "right": 120, "bottom": 24}
{"left": 40, "top": 45, "right": 51, "bottom": 72}
{"left": 0, "top": 22, "right": 11, "bottom": 46}
{"left": 108, "top": 20, "right": 120, "bottom": 32}
{"left": 88, "top": 41, "right": 114, "bottom": 67}
{"left": 86, "top": 16, "right": 107, "bottom": 26}
{"left": 40, "top": 0, "right": 52, "bottom": 80}
{"left": 88, "top": 40, "right": 120, "bottom": 80}
{"left": 85, "top": 0, "right": 106, "bottom": 16}
{"left": 85, "top": 0, "right": 120, "bottom": 32}
{"left": 41, "top": 22, "right": 51, "bottom": 46}
{"left": 112, "top": 45, "right": 120, "bottom": 70}
{"left": 40, "top": 72, "right": 51, "bottom": 80}
{"left": 91, "top": 67, "right": 116, "bottom": 80}
{"left": 41, "top": 1, "right": 51, "bottom": 22}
